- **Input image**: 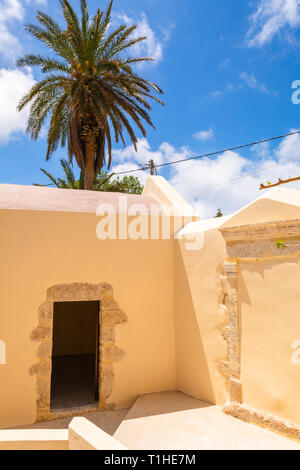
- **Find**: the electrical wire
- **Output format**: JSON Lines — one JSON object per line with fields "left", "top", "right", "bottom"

{"left": 112, "top": 129, "right": 300, "bottom": 175}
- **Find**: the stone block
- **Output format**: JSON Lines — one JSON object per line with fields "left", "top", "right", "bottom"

{"left": 36, "top": 376, "right": 50, "bottom": 409}
{"left": 30, "top": 327, "right": 51, "bottom": 342}
{"left": 102, "top": 309, "right": 128, "bottom": 326}
{"left": 29, "top": 360, "right": 51, "bottom": 377}
{"left": 98, "top": 283, "right": 114, "bottom": 300}
{"left": 36, "top": 341, "right": 52, "bottom": 359}
{"left": 101, "top": 299, "right": 119, "bottom": 311}
{"left": 47, "top": 283, "right": 100, "bottom": 302}
{"left": 100, "top": 363, "right": 114, "bottom": 400}
{"left": 229, "top": 378, "right": 243, "bottom": 403}
{"left": 38, "top": 303, "right": 53, "bottom": 323}
{"left": 101, "top": 326, "right": 115, "bottom": 344}
{"left": 101, "top": 345, "right": 126, "bottom": 362}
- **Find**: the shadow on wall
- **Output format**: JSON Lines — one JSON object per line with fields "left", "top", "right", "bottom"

{"left": 174, "top": 241, "right": 216, "bottom": 404}
{"left": 238, "top": 257, "right": 300, "bottom": 308}
{"left": 238, "top": 256, "right": 300, "bottom": 427}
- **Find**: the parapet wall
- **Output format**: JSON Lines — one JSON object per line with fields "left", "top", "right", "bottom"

{"left": 173, "top": 193, "right": 300, "bottom": 442}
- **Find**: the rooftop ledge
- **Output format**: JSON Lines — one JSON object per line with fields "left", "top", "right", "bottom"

{"left": 0, "top": 176, "right": 197, "bottom": 217}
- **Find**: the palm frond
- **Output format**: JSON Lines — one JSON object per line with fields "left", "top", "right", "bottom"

{"left": 80, "top": 0, "right": 89, "bottom": 40}
{"left": 60, "top": 158, "right": 76, "bottom": 185}
{"left": 17, "top": 0, "right": 163, "bottom": 190}
{"left": 17, "top": 54, "right": 69, "bottom": 74}
{"left": 39, "top": 168, "right": 60, "bottom": 187}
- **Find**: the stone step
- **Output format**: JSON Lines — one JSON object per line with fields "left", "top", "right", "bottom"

{"left": 113, "top": 391, "right": 300, "bottom": 450}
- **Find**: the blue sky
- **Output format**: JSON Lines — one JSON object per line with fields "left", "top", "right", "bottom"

{"left": 1, "top": 0, "right": 300, "bottom": 217}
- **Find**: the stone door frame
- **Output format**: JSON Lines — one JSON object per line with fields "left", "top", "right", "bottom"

{"left": 30, "top": 283, "right": 128, "bottom": 422}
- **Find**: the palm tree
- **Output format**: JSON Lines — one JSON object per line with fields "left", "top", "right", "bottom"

{"left": 34, "top": 158, "right": 144, "bottom": 194}
{"left": 17, "top": 0, "right": 163, "bottom": 190}
{"left": 34, "top": 158, "right": 85, "bottom": 189}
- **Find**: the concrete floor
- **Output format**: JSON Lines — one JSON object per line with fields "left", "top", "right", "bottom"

{"left": 114, "top": 391, "right": 300, "bottom": 450}
{"left": 14, "top": 391, "right": 300, "bottom": 449}
{"left": 15, "top": 408, "right": 130, "bottom": 436}
{"left": 50, "top": 354, "right": 97, "bottom": 410}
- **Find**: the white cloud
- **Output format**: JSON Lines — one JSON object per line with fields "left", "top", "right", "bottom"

{"left": 0, "top": 0, "right": 23, "bottom": 21}
{"left": 110, "top": 132, "right": 300, "bottom": 218}
{"left": 110, "top": 163, "right": 149, "bottom": 185}
{"left": 169, "top": 132, "right": 300, "bottom": 217}
{"left": 240, "top": 72, "right": 269, "bottom": 93}
{"left": 0, "top": 68, "right": 35, "bottom": 143}
{"left": 210, "top": 83, "right": 243, "bottom": 99}
{"left": 110, "top": 139, "right": 191, "bottom": 186}
{"left": 219, "top": 58, "right": 230, "bottom": 69}
{"left": 247, "top": 0, "right": 300, "bottom": 47}
{"left": 193, "top": 128, "right": 214, "bottom": 141}
{"left": 0, "top": 23, "right": 22, "bottom": 62}
{"left": 210, "top": 90, "right": 223, "bottom": 99}
{"left": 169, "top": 151, "right": 252, "bottom": 217}
{"left": 111, "top": 138, "right": 190, "bottom": 167}
{"left": 116, "top": 12, "right": 173, "bottom": 65}
{"left": 0, "top": 0, "right": 47, "bottom": 62}
{"left": 210, "top": 75, "right": 272, "bottom": 100}
{"left": 251, "top": 141, "right": 271, "bottom": 159}
{"left": 275, "top": 129, "right": 300, "bottom": 160}
{"left": 0, "top": 0, "right": 24, "bottom": 61}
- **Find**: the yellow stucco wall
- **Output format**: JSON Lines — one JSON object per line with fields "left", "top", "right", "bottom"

{"left": 174, "top": 229, "right": 227, "bottom": 405}
{"left": 4, "top": 181, "right": 300, "bottom": 432}
{"left": 0, "top": 209, "right": 175, "bottom": 428}
{"left": 239, "top": 258, "right": 300, "bottom": 427}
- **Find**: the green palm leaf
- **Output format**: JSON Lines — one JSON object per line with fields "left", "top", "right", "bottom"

{"left": 17, "top": 0, "right": 164, "bottom": 190}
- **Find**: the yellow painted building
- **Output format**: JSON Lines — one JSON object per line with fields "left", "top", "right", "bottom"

{"left": 1, "top": 176, "right": 300, "bottom": 443}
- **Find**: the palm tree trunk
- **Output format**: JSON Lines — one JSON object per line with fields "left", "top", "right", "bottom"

{"left": 84, "top": 139, "right": 96, "bottom": 190}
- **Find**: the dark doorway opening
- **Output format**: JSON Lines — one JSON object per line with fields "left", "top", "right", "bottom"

{"left": 50, "top": 301, "right": 99, "bottom": 410}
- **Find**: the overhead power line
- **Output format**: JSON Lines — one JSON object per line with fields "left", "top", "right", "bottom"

{"left": 197, "top": 154, "right": 300, "bottom": 194}
{"left": 113, "top": 129, "right": 300, "bottom": 176}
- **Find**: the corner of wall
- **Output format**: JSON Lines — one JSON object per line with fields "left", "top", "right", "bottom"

{"left": 142, "top": 176, "right": 199, "bottom": 223}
